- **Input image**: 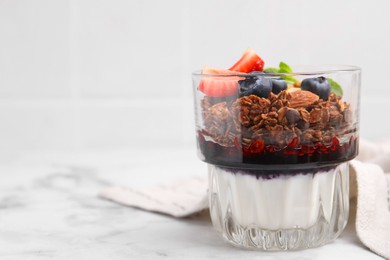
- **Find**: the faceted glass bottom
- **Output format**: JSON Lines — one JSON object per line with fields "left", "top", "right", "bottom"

{"left": 208, "top": 163, "right": 349, "bottom": 251}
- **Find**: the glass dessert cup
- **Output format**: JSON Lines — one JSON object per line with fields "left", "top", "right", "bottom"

{"left": 192, "top": 65, "right": 361, "bottom": 251}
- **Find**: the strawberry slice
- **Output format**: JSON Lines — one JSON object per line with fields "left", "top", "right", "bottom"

{"left": 229, "top": 48, "right": 265, "bottom": 73}
{"left": 198, "top": 67, "right": 243, "bottom": 97}
{"left": 201, "top": 67, "right": 239, "bottom": 75}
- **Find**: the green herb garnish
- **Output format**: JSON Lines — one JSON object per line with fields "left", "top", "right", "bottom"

{"left": 282, "top": 75, "right": 298, "bottom": 84}
{"left": 278, "top": 62, "right": 293, "bottom": 73}
{"left": 264, "top": 62, "right": 297, "bottom": 83}
{"left": 327, "top": 78, "right": 343, "bottom": 97}
{"left": 263, "top": 67, "right": 279, "bottom": 73}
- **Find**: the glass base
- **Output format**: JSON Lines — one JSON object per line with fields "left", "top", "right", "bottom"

{"left": 208, "top": 163, "right": 349, "bottom": 251}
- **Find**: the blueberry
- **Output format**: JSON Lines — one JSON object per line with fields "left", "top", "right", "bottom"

{"left": 252, "top": 78, "right": 272, "bottom": 98}
{"left": 301, "top": 76, "right": 330, "bottom": 100}
{"left": 238, "top": 77, "right": 256, "bottom": 95}
{"left": 271, "top": 79, "right": 287, "bottom": 94}
{"left": 238, "top": 77, "right": 272, "bottom": 98}
{"left": 249, "top": 71, "right": 264, "bottom": 75}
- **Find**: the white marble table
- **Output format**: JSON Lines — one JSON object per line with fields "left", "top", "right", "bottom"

{"left": 0, "top": 149, "right": 383, "bottom": 259}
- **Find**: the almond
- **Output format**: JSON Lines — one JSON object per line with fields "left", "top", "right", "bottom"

{"left": 287, "top": 90, "right": 319, "bottom": 108}
{"left": 286, "top": 87, "right": 300, "bottom": 93}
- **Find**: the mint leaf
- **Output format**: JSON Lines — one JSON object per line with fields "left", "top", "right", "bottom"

{"left": 327, "top": 78, "right": 343, "bottom": 97}
{"left": 278, "top": 62, "right": 293, "bottom": 73}
{"left": 264, "top": 61, "right": 298, "bottom": 84}
{"left": 282, "top": 75, "right": 297, "bottom": 84}
{"left": 263, "top": 67, "right": 279, "bottom": 73}
{"left": 264, "top": 62, "right": 293, "bottom": 74}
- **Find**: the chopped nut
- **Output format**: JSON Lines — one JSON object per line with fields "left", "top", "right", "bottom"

{"left": 337, "top": 100, "right": 345, "bottom": 112}
{"left": 329, "top": 106, "right": 343, "bottom": 126}
{"left": 287, "top": 87, "right": 300, "bottom": 92}
{"left": 321, "top": 107, "right": 330, "bottom": 125}
{"left": 293, "top": 80, "right": 302, "bottom": 88}
{"left": 309, "top": 108, "right": 322, "bottom": 123}
{"left": 288, "top": 90, "right": 319, "bottom": 108}
{"left": 298, "top": 108, "right": 310, "bottom": 122}
{"left": 277, "top": 107, "right": 288, "bottom": 123}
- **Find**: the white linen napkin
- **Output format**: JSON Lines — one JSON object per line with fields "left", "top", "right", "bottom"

{"left": 349, "top": 140, "right": 390, "bottom": 259}
{"left": 100, "top": 139, "right": 390, "bottom": 259}
{"left": 100, "top": 176, "right": 208, "bottom": 218}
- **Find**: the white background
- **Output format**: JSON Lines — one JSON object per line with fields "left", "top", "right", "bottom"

{"left": 1, "top": 0, "right": 390, "bottom": 155}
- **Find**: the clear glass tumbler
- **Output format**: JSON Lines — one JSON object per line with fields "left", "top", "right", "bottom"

{"left": 192, "top": 66, "right": 361, "bottom": 250}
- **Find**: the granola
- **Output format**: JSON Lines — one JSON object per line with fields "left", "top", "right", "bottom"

{"left": 201, "top": 90, "right": 351, "bottom": 148}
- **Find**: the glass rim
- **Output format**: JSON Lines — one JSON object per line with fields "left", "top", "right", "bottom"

{"left": 192, "top": 64, "right": 361, "bottom": 77}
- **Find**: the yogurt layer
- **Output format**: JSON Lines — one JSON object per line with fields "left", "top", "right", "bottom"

{"left": 208, "top": 164, "right": 348, "bottom": 230}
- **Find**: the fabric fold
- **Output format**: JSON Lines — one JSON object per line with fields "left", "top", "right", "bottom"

{"left": 350, "top": 161, "right": 390, "bottom": 259}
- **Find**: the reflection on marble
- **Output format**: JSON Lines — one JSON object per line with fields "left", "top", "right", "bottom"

{"left": 0, "top": 149, "right": 383, "bottom": 259}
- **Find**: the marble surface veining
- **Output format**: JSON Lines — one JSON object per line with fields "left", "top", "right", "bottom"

{"left": 0, "top": 149, "right": 383, "bottom": 260}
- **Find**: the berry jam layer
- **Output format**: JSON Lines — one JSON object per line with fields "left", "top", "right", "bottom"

{"left": 198, "top": 130, "right": 358, "bottom": 170}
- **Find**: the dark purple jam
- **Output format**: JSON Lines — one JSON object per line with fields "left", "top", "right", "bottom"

{"left": 198, "top": 130, "right": 358, "bottom": 171}
{"left": 216, "top": 164, "right": 339, "bottom": 179}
